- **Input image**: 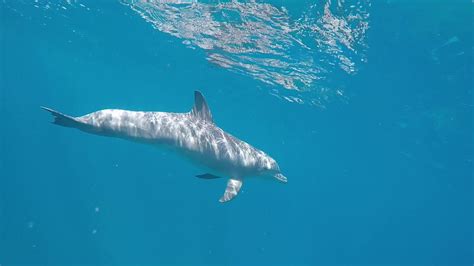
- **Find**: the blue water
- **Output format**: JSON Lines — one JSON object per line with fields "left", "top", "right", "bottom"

{"left": 0, "top": 0, "right": 472, "bottom": 265}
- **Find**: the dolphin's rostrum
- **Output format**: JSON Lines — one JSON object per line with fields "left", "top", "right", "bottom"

{"left": 42, "top": 91, "right": 287, "bottom": 202}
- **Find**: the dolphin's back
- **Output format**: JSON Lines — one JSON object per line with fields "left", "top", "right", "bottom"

{"left": 76, "top": 109, "right": 183, "bottom": 141}
{"left": 76, "top": 108, "right": 263, "bottom": 175}
{"left": 43, "top": 106, "right": 266, "bottom": 176}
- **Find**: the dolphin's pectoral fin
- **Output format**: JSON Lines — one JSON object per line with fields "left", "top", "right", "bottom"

{"left": 196, "top": 173, "right": 223, "bottom": 179}
{"left": 219, "top": 178, "right": 242, "bottom": 203}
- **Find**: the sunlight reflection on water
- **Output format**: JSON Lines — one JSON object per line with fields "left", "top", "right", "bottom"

{"left": 121, "top": 0, "right": 370, "bottom": 107}
{"left": 3, "top": 0, "right": 370, "bottom": 107}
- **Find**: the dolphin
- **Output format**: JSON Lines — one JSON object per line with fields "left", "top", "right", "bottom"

{"left": 42, "top": 91, "right": 287, "bottom": 202}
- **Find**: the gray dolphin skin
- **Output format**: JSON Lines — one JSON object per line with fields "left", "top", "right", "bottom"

{"left": 42, "top": 91, "right": 287, "bottom": 202}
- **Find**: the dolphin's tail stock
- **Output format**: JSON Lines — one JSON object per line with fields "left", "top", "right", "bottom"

{"left": 41, "top": 107, "right": 81, "bottom": 128}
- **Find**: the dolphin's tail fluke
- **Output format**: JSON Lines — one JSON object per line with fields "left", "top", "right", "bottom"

{"left": 41, "top": 107, "right": 80, "bottom": 128}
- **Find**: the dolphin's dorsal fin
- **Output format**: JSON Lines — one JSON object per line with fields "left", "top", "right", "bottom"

{"left": 191, "top": 91, "right": 213, "bottom": 123}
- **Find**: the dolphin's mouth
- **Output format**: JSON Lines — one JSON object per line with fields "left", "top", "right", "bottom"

{"left": 274, "top": 173, "right": 288, "bottom": 183}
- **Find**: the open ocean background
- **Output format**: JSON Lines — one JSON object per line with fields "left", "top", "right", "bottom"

{"left": 0, "top": 0, "right": 472, "bottom": 265}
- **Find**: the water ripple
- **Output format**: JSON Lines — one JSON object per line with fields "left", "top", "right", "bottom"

{"left": 121, "top": 0, "right": 370, "bottom": 107}
{"left": 3, "top": 0, "right": 370, "bottom": 107}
